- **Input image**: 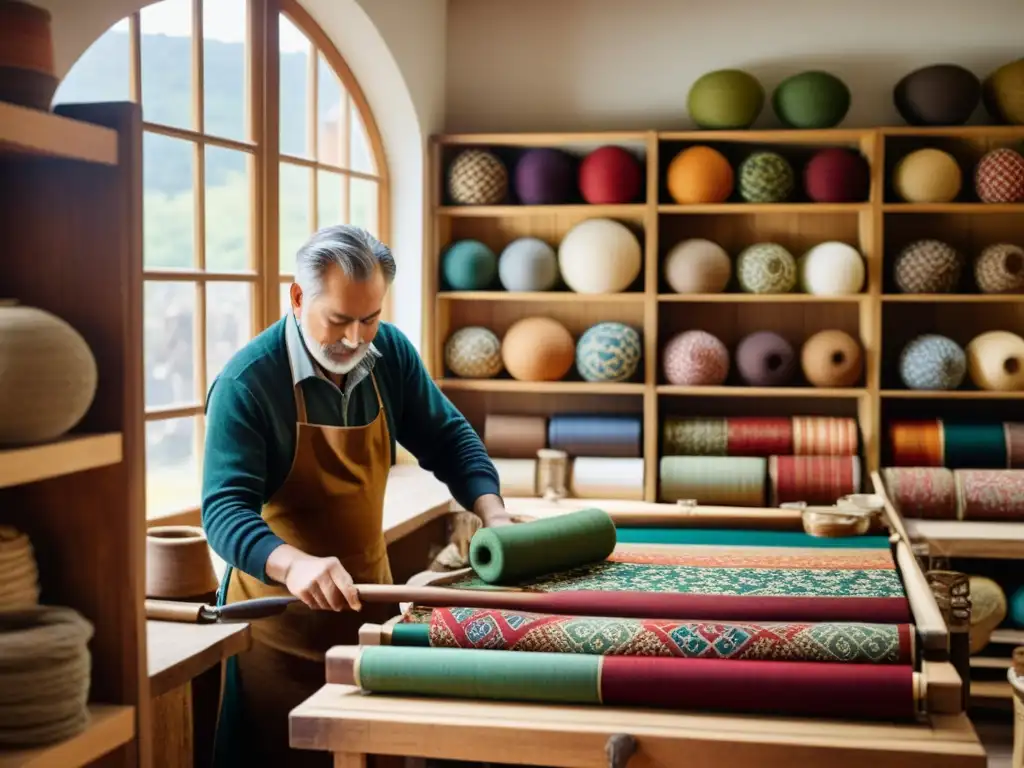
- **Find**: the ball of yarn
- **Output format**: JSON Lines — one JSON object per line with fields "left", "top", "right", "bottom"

{"left": 772, "top": 71, "right": 851, "bottom": 129}
{"left": 803, "top": 148, "right": 870, "bottom": 203}
{"left": 444, "top": 327, "right": 503, "bottom": 378}
{"left": 737, "top": 243, "right": 797, "bottom": 293}
{"left": 558, "top": 218, "right": 641, "bottom": 293}
{"left": 739, "top": 151, "right": 794, "bottom": 203}
{"left": 501, "top": 317, "right": 575, "bottom": 382}
{"left": 975, "top": 243, "right": 1024, "bottom": 293}
{"left": 579, "top": 146, "right": 643, "bottom": 204}
{"left": 894, "top": 64, "right": 981, "bottom": 126}
{"left": 982, "top": 58, "right": 1024, "bottom": 125}
{"left": 899, "top": 335, "right": 967, "bottom": 390}
{"left": 735, "top": 331, "right": 796, "bottom": 386}
{"left": 1010, "top": 585, "right": 1024, "bottom": 627}
{"left": 441, "top": 239, "right": 497, "bottom": 290}
{"left": 801, "top": 330, "right": 863, "bottom": 388}
{"left": 663, "top": 239, "right": 732, "bottom": 294}
{"left": 514, "top": 148, "right": 576, "bottom": 205}
{"left": 498, "top": 237, "right": 559, "bottom": 292}
{"left": 663, "top": 330, "right": 729, "bottom": 386}
{"left": 666, "top": 146, "right": 734, "bottom": 204}
{"left": 894, "top": 240, "right": 963, "bottom": 293}
{"left": 799, "top": 242, "right": 865, "bottom": 295}
{"left": 575, "top": 322, "right": 642, "bottom": 383}
{"left": 893, "top": 149, "right": 962, "bottom": 203}
{"left": 975, "top": 147, "right": 1024, "bottom": 203}
{"left": 687, "top": 69, "right": 764, "bottom": 129}
{"left": 968, "top": 575, "right": 1007, "bottom": 654}
{"left": 447, "top": 149, "right": 508, "bottom": 205}
{"left": 966, "top": 330, "right": 1024, "bottom": 391}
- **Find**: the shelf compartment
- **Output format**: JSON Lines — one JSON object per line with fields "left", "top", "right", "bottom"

{"left": 437, "top": 204, "right": 646, "bottom": 218}
{"left": 0, "top": 704, "right": 135, "bottom": 768}
{"left": 439, "top": 291, "right": 645, "bottom": 303}
{"left": 0, "top": 433, "right": 123, "bottom": 489}
{"left": 659, "top": 293, "right": 866, "bottom": 304}
{"left": 658, "top": 385, "right": 865, "bottom": 399}
{"left": 658, "top": 203, "right": 869, "bottom": 215}
{"left": 439, "top": 380, "right": 645, "bottom": 395}
{"left": 0, "top": 103, "right": 119, "bottom": 165}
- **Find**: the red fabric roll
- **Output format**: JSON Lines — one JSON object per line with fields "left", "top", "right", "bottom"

{"left": 955, "top": 470, "right": 1024, "bottom": 521}
{"left": 882, "top": 467, "right": 956, "bottom": 520}
{"left": 600, "top": 657, "right": 917, "bottom": 720}
{"left": 727, "top": 417, "right": 792, "bottom": 455}
{"left": 770, "top": 455, "right": 861, "bottom": 505}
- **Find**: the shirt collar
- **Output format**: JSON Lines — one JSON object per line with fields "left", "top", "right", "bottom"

{"left": 284, "top": 310, "right": 381, "bottom": 396}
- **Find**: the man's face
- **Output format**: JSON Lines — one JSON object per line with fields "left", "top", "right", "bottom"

{"left": 291, "top": 263, "right": 387, "bottom": 375}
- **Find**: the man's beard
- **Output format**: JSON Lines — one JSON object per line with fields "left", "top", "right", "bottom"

{"left": 297, "top": 311, "right": 369, "bottom": 375}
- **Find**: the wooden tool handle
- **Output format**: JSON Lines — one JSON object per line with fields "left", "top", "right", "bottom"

{"left": 145, "top": 599, "right": 205, "bottom": 623}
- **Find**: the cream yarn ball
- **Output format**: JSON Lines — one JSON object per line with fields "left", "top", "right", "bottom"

{"left": 799, "top": 242, "right": 865, "bottom": 295}
{"left": 966, "top": 330, "right": 1024, "bottom": 391}
{"left": 558, "top": 218, "right": 642, "bottom": 293}
{"left": 663, "top": 238, "right": 732, "bottom": 294}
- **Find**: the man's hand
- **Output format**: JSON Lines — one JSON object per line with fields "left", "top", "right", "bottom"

{"left": 265, "top": 544, "right": 361, "bottom": 611}
{"left": 473, "top": 493, "right": 512, "bottom": 527}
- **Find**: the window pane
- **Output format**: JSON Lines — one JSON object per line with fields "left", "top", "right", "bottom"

{"left": 280, "top": 162, "right": 312, "bottom": 273}
{"left": 144, "top": 132, "right": 196, "bottom": 269}
{"left": 141, "top": 0, "right": 193, "bottom": 130}
{"left": 206, "top": 282, "right": 252, "bottom": 382}
{"left": 204, "top": 0, "right": 247, "bottom": 141}
{"left": 350, "top": 177, "right": 378, "bottom": 236}
{"left": 316, "top": 170, "right": 345, "bottom": 229}
{"left": 279, "top": 13, "right": 310, "bottom": 157}
{"left": 145, "top": 281, "right": 197, "bottom": 409}
{"left": 349, "top": 102, "right": 374, "bottom": 174}
{"left": 146, "top": 416, "right": 200, "bottom": 517}
{"left": 54, "top": 19, "right": 131, "bottom": 105}
{"left": 317, "top": 54, "right": 343, "bottom": 165}
{"left": 205, "top": 146, "right": 251, "bottom": 272}
{"left": 280, "top": 282, "right": 293, "bottom": 318}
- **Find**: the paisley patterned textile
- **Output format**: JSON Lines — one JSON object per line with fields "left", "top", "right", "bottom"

{"left": 955, "top": 469, "right": 1024, "bottom": 521}
{"left": 425, "top": 607, "right": 914, "bottom": 665}
{"left": 881, "top": 467, "right": 957, "bottom": 520}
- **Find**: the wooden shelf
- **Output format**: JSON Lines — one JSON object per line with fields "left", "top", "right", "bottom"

{"left": 437, "top": 204, "right": 645, "bottom": 217}
{"left": 438, "top": 380, "right": 645, "bottom": 395}
{"left": 657, "top": 385, "right": 866, "bottom": 399}
{"left": 0, "top": 704, "right": 135, "bottom": 768}
{"left": 969, "top": 680, "right": 1012, "bottom": 704}
{"left": 882, "top": 294, "right": 1022, "bottom": 303}
{"left": 882, "top": 203, "right": 1024, "bottom": 214}
{"left": 969, "top": 656, "right": 1011, "bottom": 670}
{"left": 438, "top": 291, "right": 644, "bottom": 303}
{"left": 0, "top": 102, "right": 119, "bottom": 165}
{"left": 989, "top": 629, "right": 1024, "bottom": 646}
{"left": 658, "top": 293, "right": 866, "bottom": 303}
{"left": 903, "top": 520, "right": 1024, "bottom": 559}
{"left": 880, "top": 390, "right": 1024, "bottom": 400}
{"left": 0, "top": 433, "right": 123, "bottom": 489}
{"left": 658, "top": 203, "right": 868, "bottom": 214}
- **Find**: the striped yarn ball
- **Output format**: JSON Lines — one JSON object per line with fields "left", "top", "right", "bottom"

{"left": 899, "top": 335, "right": 966, "bottom": 390}
{"left": 575, "top": 322, "right": 642, "bottom": 383}
{"left": 662, "top": 330, "right": 729, "bottom": 386}
{"left": 444, "top": 327, "right": 503, "bottom": 378}
{"left": 738, "top": 152, "right": 795, "bottom": 203}
{"left": 975, "top": 148, "right": 1024, "bottom": 203}
{"left": 447, "top": 149, "right": 508, "bottom": 205}
{"left": 894, "top": 240, "right": 963, "bottom": 293}
{"left": 737, "top": 243, "right": 797, "bottom": 293}
{"left": 975, "top": 243, "right": 1024, "bottom": 293}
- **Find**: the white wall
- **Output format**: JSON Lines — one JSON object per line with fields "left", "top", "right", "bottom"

{"left": 445, "top": 0, "right": 1023, "bottom": 132}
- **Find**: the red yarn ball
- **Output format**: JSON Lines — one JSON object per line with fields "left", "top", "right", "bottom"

{"left": 975, "top": 148, "right": 1024, "bottom": 203}
{"left": 803, "top": 148, "right": 870, "bottom": 203}
{"left": 579, "top": 145, "right": 643, "bottom": 204}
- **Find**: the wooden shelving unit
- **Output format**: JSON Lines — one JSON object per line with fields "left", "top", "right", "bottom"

{"left": 0, "top": 101, "right": 147, "bottom": 765}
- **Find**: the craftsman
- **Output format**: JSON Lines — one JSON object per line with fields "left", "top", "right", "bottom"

{"left": 200, "top": 224, "right": 509, "bottom": 767}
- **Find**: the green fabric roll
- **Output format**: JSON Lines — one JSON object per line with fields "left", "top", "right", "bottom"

{"left": 615, "top": 527, "right": 892, "bottom": 549}
{"left": 943, "top": 423, "right": 1008, "bottom": 469}
{"left": 469, "top": 507, "right": 616, "bottom": 584}
{"left": 357, "top": 646, "right": 601, "bottom": 703}
{"left": 390, "top": 623, "right": 430, "bottom": 646}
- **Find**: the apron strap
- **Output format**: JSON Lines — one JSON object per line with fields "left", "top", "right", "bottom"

{"left": 369, "top": 371, "right": 383, "bottom": 409}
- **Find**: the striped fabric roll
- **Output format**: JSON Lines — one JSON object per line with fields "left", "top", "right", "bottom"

{"left": 792, "top": 417, "right": 859, "bottom": 456}
{"left": 769, "top": 456, "right": 861, "bottom": 505}
{"left": 549, "top": 414, "right": 642, "bottom": 458}
{"left": 881, "top": 467, "right": 957, "bottom": 520}
{"left": 659, "top": 456, "right": 766, "bottom": 506}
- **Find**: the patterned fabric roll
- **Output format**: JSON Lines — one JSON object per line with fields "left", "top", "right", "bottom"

{"left": 888, "top": 420, "right": 943, "bottom": 466}
{"left": 955, "top": 470, "right": 1024, "bottom": 521}
{"left": 881, "top": 467, "right": 957, "bottom": 520}
{"left": 770, "top": 456, "right": 861, "bottom": 505}
{"left": 483, "top": 415, "right": 548, "bottom": 459}
{"left": 943, "top": 422, "right": 1008, "bottom": 469}
{"left": 727, "top": 417, "right": 793, "bottom": 455}
{"left": 549, "top": 414, "right": 642, "bottom": 458}
{"left": 662, "top": 418, "right": 727, "bottom": 455}
{"left": 1007, "top": 423, "right": 1024, "bottom": 468}
{"left": 659, "top": 456, "right": 767, "bottom": 506}
{"left": 792, "top": 417, "right": 858, "bottom": 455}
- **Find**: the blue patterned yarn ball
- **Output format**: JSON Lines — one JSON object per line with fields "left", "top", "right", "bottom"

{"left": 576, "top": 322, "right": 642, "bottom": 383}
{"left": 899, "top": 334, "right": 967, "bottom": 390}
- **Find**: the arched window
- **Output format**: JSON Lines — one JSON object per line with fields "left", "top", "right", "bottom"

{"left": 57, "top": 0, "right": 390, "bottom": 522}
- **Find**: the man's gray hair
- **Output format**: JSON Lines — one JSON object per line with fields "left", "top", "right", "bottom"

{"left": 295, "top": 225, "right": 396, "bottom": 298}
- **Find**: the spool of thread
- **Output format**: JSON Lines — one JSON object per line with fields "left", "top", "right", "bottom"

{"left": 536, "top": 449, "right": 569, "bottom": 499}
{"left": 881, "top": 467, "right": 957, "bottom": 520}
{"left": 955, "top": 470, "right": 1024, "bottom": 521}
{"left": 468, "top": 507, "right": 617, "bottom": 584}
{"left": 726, "top": 417, "right": 793, "bottom": 455}
{"left": 792, "top": 417, "right": 858, "bottom": 455}
{"left": 548, "top": 414, "right": 642, "bottom": 458}
{"left": 659, "top": 456, "right": 767, "bottom": 506}
{"left": 662, "top": 418, "right": 727, "bottom": 455}
{"left": 483, "top": 415, "right": 548, "bottom": 459}
{"left": 943, "top": 422, "right": 1009, "bottom": 468}
{"left": 492, "top": 459, "right": 539, "bottom": 497}
{"left": 770, "top": 456, "right": 861, "bottom": 506}
{"left": 0, "top": 526, "right": 39, "bottom": 611}
{"left": 888, "top": 420, "right": 943, "bottom": 466}
{"left": 569, "top": 458, "right": 644, "bottom": 500}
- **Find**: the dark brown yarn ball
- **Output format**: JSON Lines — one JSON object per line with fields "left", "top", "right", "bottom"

{"left": 804, "top": 148, "right": 870, "bottom": 203}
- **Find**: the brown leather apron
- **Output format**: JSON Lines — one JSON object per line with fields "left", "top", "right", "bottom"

{"left": 221, "top": 371, "right": 395, "bottom": 766}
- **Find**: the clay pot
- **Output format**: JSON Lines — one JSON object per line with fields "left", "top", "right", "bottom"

{"left": 146, "top": 526, "right": 219, "bottom": 599}
{"left": 0, "top": 2, "right": 58, "bottom": 110}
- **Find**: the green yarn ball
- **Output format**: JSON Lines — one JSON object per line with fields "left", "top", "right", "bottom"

{"left": 688, "top": 69, "right": 765, "bottom": 129}
{"left": 442, "top": 239, "right": 498, "bottom": 291}
{"left": 772, "top": 71, "right": 851, "bottom": 129}
{"left": 739, "top": 151, "right": 795, "bottom": 203}
{"left": 737, "top": 243, "right": 797, "bottom": 293}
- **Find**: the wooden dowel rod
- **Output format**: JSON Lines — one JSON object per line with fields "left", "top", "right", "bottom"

{"left": 893, "top": 541, "right": 947, "bottom": 654}
{"left": 145, "top": 599, "right": 205, "bottom": 623}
